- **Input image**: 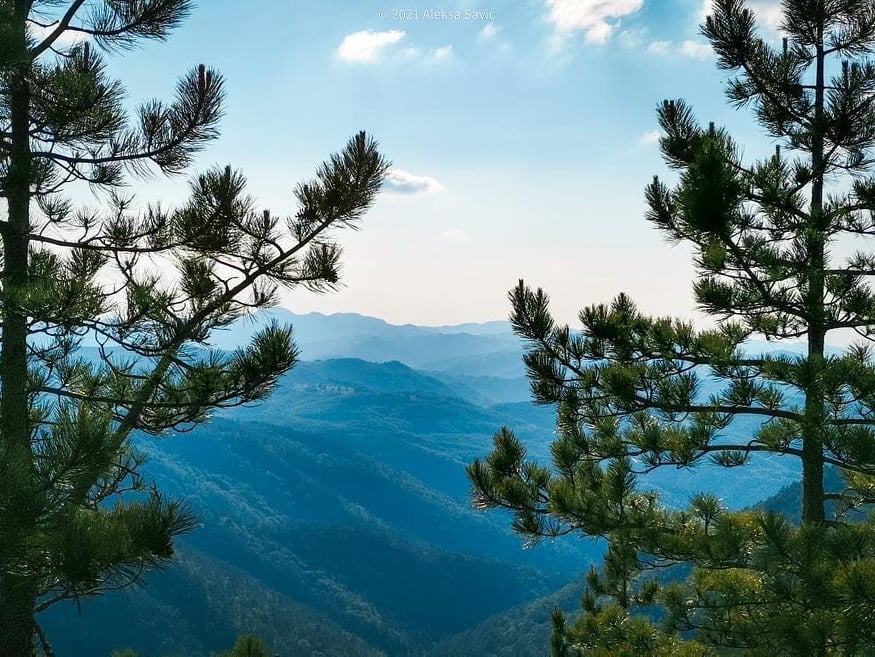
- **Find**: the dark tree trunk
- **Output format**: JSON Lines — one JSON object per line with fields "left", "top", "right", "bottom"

{"left": 802, "top": 13, "right": 828, "bottom": 657}
{"left": 801, "top": 16, "right": 827, "bottom": 529}
{"left": 0, "top": 2, "right": 37, "bottom": 655}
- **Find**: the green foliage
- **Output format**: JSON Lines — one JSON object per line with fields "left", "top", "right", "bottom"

{"left": 112, "top": 633, "right": 272, "bottom": 657}
{"left": 41, "top": 368, "right": 583, "bottom": 657}
{"left": 218, "top": 634, "right": 271, "bottom": 657}
{"left": 0, "top": 2, "right": 388, "bottom": 656}
{"left": 469, "top": 0, "right": 875, "bottom": 654}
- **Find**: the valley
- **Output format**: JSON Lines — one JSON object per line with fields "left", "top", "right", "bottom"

{"left": 45, "top": 311, "right": 805, "bottom": 656}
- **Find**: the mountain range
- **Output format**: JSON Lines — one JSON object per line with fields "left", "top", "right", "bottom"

{"left": 43, "top": 310, "right": 813, "bottom": 656}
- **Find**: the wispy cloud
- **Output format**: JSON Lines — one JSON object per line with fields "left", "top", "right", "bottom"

{"left": 383, "top": 169, "right": 445, "bottom": 195}
{"left": 646, "top": 38, "right": 712, "bottom": 59}
{"left": 543, "top": 0, "right": 645, "bottom": 45}
{"left": 647, "top": 40, "right": 672, "bottom": 54}
{"left": 699, "top": 0, "right": 782, "bottom": 35}
{"left": 698, "top": 0, "right": 712, "bottom": 22}
{"left": 640, "top": 130, "right": 661, "bottom": 145}
{"left": 337, "top": 29, "right": 405, "bottom": 63}
{"left": 479, "top": 22, "right": 512, "bottom": 52}
{"left": 430, "top": 45, "right": 454, "bottom": 62}
{"left": 481, "top": 23, "right": 499, "bottom": 39}
{"left": 28, "top": 22, "right": 87, "bottom": 48}
{"left": 338, "top": 31, "right": 454, "bottom": 65}
{"left": 679, "top": 39, "right": 712, "bottom": 59}
{"left": 749, "top": 1, "right": 784, "bottom": 33}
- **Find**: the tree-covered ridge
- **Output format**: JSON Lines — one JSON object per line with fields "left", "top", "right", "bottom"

{"left": 89, "top": 548, "right": 387, "bottom": 657}
{"left": 64, "top": 467, "right": 838, "bottom": 657}
{"left": 0, "top": 2, "right": 388, "bottom": 655}
{"left": 37, "top": 323, "right": 818, "bottom": 655}
{"left": 43, "top": 355, "right": 594, "bottom": 656}
{"left": 469, "top": 0, "right": 875, "bottom": 654}
{"left": 113, "top": 633, "right": 302, "bottom": 657}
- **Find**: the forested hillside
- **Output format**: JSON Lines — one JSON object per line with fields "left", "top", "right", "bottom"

{"left": 43, "top": 315, "right": 808, "bottom": 656}
{"left": 43, "top": 336, "right": 590, "bottom": 656}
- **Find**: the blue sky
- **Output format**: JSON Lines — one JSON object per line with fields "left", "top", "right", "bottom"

{"left": 89, "top": 0, "right": 785, "bottom": 326}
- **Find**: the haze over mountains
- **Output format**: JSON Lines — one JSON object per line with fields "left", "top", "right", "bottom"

{"left": 209, "top": 308, "right": 528, "bottom": 381}
{"left": 45, "top": 310, "right": 813, "bottom": 656}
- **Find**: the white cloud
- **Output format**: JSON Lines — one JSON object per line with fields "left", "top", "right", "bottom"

{"left": 481, "top": 23, "right": 499, "bottom": 39}
{"left": 28, "top": 22, "right": 87, "bottom": 48}
{"left": 430, "top": 45, "right": 454, "bottom": 61}
{"left": 337, "top": 29, "right": 405, "bottom": 63}
{"left": 618, "top": 27, "right": 645, "bottom": 49}
{"left": 699, "top": 0, "right": 782, "bottom": 35}
{"left": 648, "top": 40, "right": 671, "bottom": 54}
{"left": 338, "top": 33, "right": 453, "bottom": 65}
{"left": 640, "top": 130, "right": 661, "bottom": 145}
{"left": 543, "top": 0, "right": 645, "bottom": 44}
{"left": 479, "top": 22, "right": 512, "bottom": 52}
{"left": 679, "top": 39, "right": 712, "bottom": 59}
{"left": 748, "top": 1, "right": 783, "bottom": 33}
{"left": 383, "top": 169, "right": 445, "bottom": 195}
{"left": 698, "top": 0, "right": 712, "bottom": 21}
{"left": 645, "top": 39, "right": 712, "bottom": 59}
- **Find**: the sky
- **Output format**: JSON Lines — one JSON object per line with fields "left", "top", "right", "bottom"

{"left": 62, "top": 0, "right": 789, "bottom": 327}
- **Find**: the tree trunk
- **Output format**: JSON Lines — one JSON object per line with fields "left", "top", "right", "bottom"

{"left": 0, "top": 575, "right": 37, "bottom": 657}
{"left": 801, "top": 13, "right": 829, "bottom": 657}
{"left": 801, "top": 17, "right": 827, "bottom": 528}
{"left": 0, "top": 3, "right": 37, "bottom": 655}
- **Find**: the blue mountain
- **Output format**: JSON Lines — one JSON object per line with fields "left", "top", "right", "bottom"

{"left": 43, "top": 310, "right": 825, "bottom": 656}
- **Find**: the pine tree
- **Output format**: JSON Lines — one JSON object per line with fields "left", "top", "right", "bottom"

{"left": 468, "top": 0, "right": 875, "bottom": 654}
{"left": 222, "top": 634, "right": 271, "bottom": 657}
{"left": 0, "top": 2, "right": 388, "bottom": 656}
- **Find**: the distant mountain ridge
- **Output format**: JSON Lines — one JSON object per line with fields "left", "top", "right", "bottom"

{"left": 208, "top": 309, "right": 849, "bottom": 377}
{"left": 206, "top": 309, "right": 526, "bottom": 379}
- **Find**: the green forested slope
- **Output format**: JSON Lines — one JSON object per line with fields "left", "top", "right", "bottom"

{"left": 42, "top": 355, "right": 806, "bottom": 656}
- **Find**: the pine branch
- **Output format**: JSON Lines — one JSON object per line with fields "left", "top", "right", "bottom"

{"left": 29, "top": 0, "right": 89, "bottom": 59}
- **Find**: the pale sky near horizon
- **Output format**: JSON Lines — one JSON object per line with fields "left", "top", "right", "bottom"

{"left": 77, "top": 0, "right": 790, "bottom": 328}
